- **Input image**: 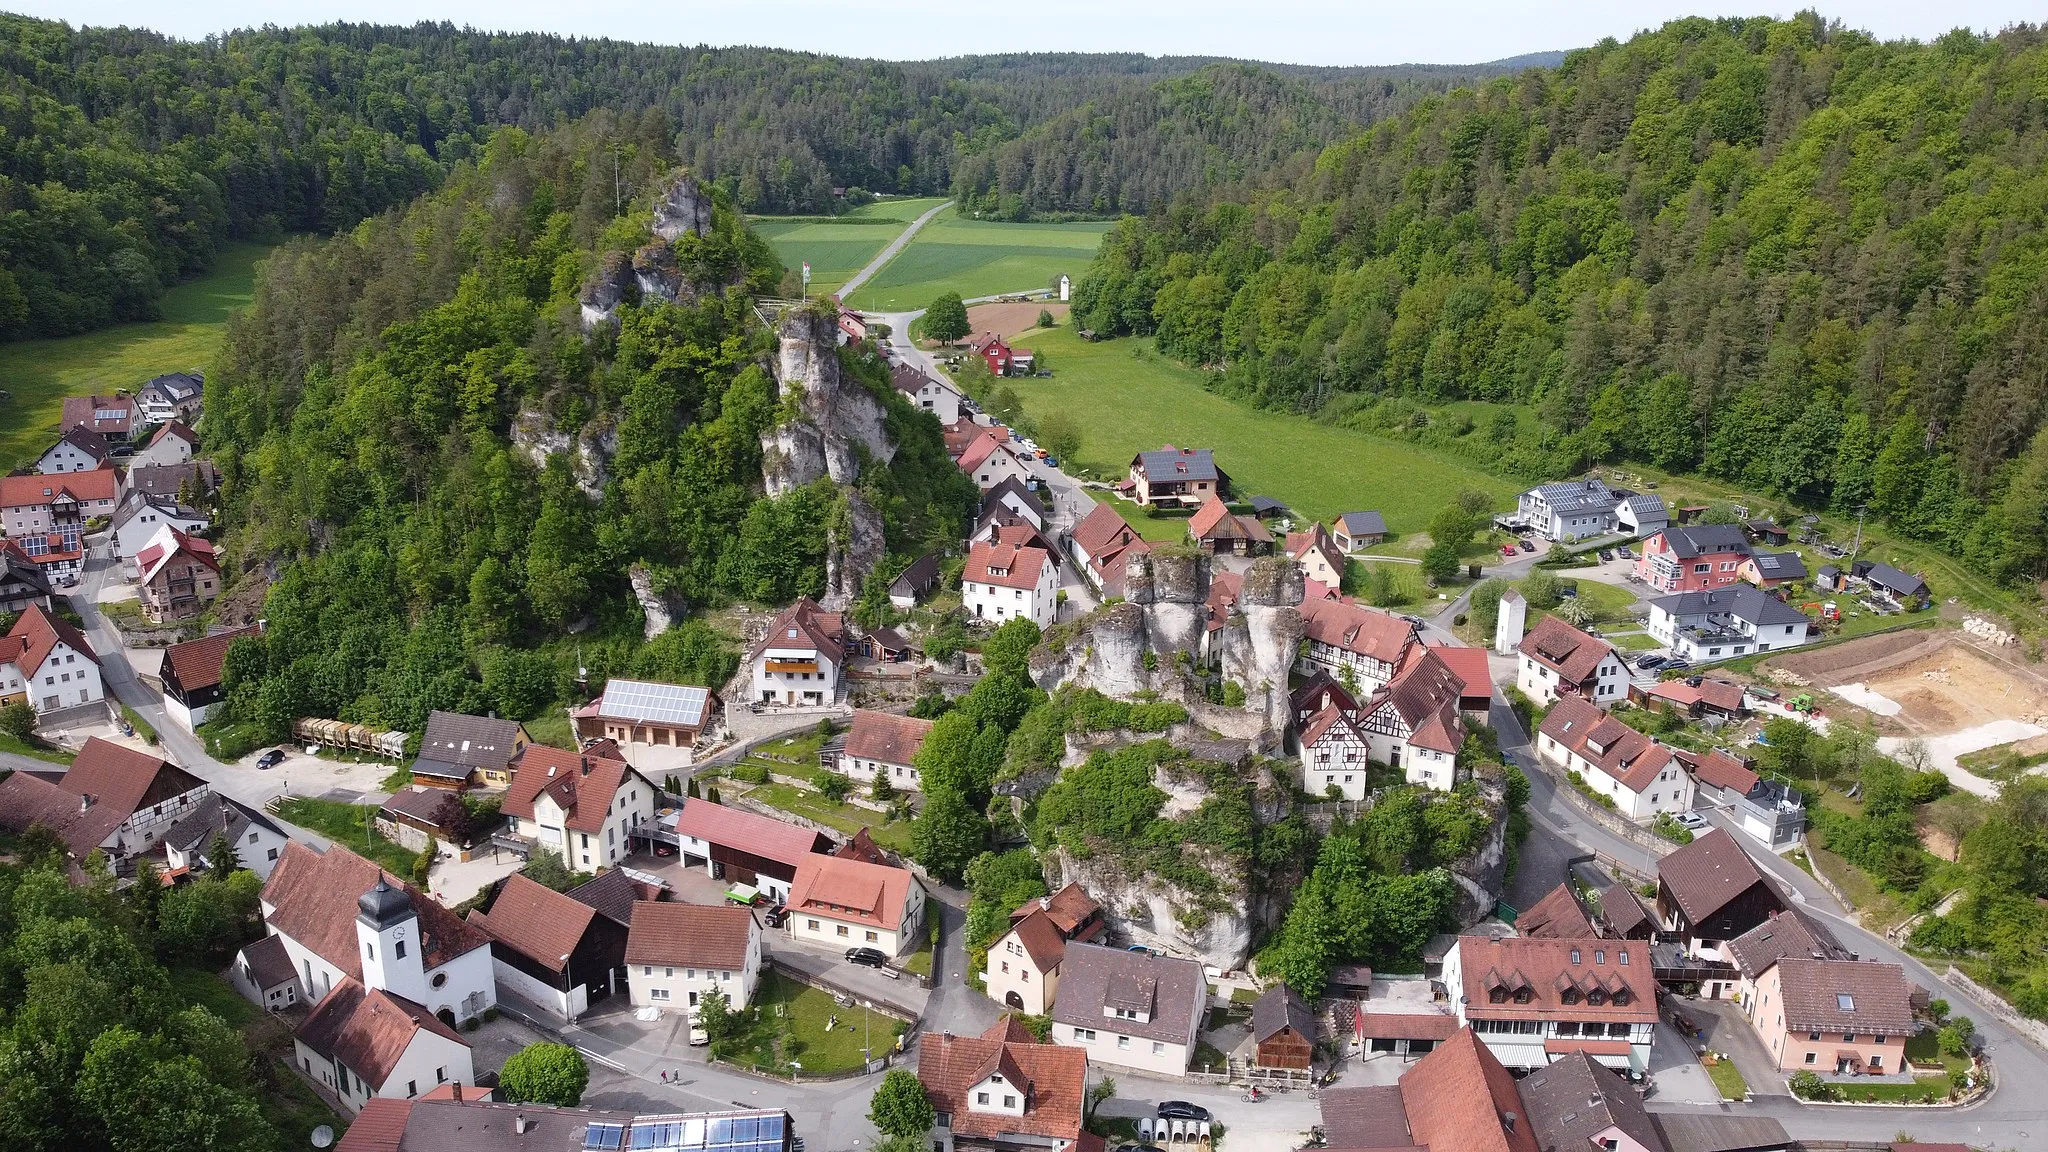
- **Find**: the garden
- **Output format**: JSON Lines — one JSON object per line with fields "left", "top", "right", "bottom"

{"left": 710, "top": 972, "right": 905, "bottom": 1077}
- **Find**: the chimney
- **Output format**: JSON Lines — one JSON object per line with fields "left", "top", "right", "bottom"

{"left": 514, "top": 1116, "right": 535, "bottom": 1135}
{"left": 1502, "top": 1112, "right": 1518, "bottom": 1134}
{"left": 79, "top": 793, "right": 93, "bottom": 812}
{"left": 1040, "top": 896, "right": 1052, "bottom": 911}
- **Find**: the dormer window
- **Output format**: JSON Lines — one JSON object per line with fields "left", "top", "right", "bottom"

{"left": 1488, "top": 987, "right": 1507, "bottom": 1004}
{"left": 1587, "top": 989, "right": 1607, "bottom": 1006}
{"left": 1570, "top": 949, "right": 1581, "bottom": 964}
{"left": 1512, "top": 987, "right": 1533, "bottom": 1004}
{"left": 1561, "top": 988, "right": 1580, "bottom": 1005}
{"left": 1611, "top": 989, "right": 1629, "bottom": 1006}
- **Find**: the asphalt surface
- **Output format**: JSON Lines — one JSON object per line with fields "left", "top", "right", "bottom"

{"left": 835, "top": 199, "right": 953, "bottom": 298}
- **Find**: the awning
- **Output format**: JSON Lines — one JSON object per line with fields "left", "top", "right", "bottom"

{"left": 1544, "top": 1038, "right": 1633, "bottom": 1056}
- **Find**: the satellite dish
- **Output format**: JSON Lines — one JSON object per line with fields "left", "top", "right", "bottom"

{"left": 311, "top": 1125, "right": 335, "bottom": 1149}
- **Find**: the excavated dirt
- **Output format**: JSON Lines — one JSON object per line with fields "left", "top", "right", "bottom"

{"left": 962, "top": 301, "right": 1069, "bottom": 340}
{"left": 1762, "top": 629, "right": 1952, "bottom": 685}
{"left": 1861, "top": 646, "right": 2048, "bottom": 732}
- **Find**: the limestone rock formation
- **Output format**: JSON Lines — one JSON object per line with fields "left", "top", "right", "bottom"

{"left": 1211, "top": 556, "right": 1307, "bottom": 732}
{"left": 578, "top": 251, "right": 638, "bottom": 330}
{"left": 761, "top": 306, "right": 895, "bottom": 496}
{"left": 651, "top": 169, "right": 715, "bottom": 242}
{"left": 1447, "top": 772, "right": 1512, "bottom": 925}
{"left": 821, "top": 490, "right": 887, "bottom": 612}
{"left": 578, "top": 169, "right": 718, "bottom": 330}
{"left": 510, "top": 408, "right": 616, "bottom": 500}
{"left": 629, "top": 563, "right": 683, "bottom": 640}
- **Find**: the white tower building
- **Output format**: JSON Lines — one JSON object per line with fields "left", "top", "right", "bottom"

{"left": 1494, "top": 587, "right": 1528, "bottom": 655}
{"left": 355, "top": 878, "right": 429, "bottom": 1006}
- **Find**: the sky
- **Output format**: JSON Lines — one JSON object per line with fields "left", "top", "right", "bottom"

{"left": 14, "top": 0, "right": 2043, "bottom": 66}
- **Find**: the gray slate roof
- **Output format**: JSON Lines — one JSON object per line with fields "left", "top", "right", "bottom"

{"left": 1750, "top": 551, "right": 1806, "bottom": 580}
{"left": 1863, "top": 562, "right": 1927, "bottom": 597}
{"left": 982, "top": 475, "right": 1048, "bottom": 524}
{"left": 1723, "top": 907, "right": 1850, "bottom": 977}
{"left": 889, "top": 553, "right": 941, "bottom": 597}
{"left": 1251, "top": 983, "right": 1315, "bottom": 1045}
{"left": 1521, "top": 1052, "right": 1666, "bottom": 1152}
{"left": 419, "top": 710, "right": 522, "bottom": 770}
{"left": 1658, "top": 524, "right": 1752, "bottom": 559}
{"left": 1051, "top": 942, "right": 1204, "bottom": 1046}
{"left": 1135, "top": 447, "right": 1219, "bottom": 483}
{"left": 239, "top": 933, "right": 298, "bottom": 991}
{"left": 1532, "top": 479, "right": 1618, "bottom": 514}
{"left": 1651, "top": 585, "right": 1810, "bottom": 628}
{"left": 163, "top": 794, "right": 283, "bottom": 859}
{"left": 1337, "top": 510, "right": 1387, "bottom": 536}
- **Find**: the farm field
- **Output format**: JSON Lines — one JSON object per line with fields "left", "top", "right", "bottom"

{"left": 845, "top": 214, "right": 1110, "bottom": 311}
{"left": 0, "top": 241, "right": 270, "bottom": 469}
{"left": 752, "top": 196, "right": 948, "bottom": 296}
{"left": 999, "top": 330, "right": 1520, "bottom": 532}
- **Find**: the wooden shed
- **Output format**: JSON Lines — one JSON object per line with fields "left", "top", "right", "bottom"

{"left": 1251, "top": 983, "right": 1316, "bottom": 1070}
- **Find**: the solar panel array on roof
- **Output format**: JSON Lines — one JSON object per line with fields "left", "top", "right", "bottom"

{"left": 601, "top": 679, "right": 711, "bottom": 726}
{"left": 588, "top": 1122, "right": 628, "bottom": 1150}
{"left": 626, "top": 1111, "right": 786, "bottom": 1152}
{"left": 95, "top": 409, "right": 127, "bottom": 420}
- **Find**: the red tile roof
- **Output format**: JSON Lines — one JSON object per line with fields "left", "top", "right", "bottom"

{"left": 1299, "top": 703, "right": 1365, "bottom": 751}
{"left": 261, "top": 841, "right": 488, "bottom": 977}
{"left": 1519, "top": 616, "right": 1617, "bottom": 685}
{"left": 844, "top": 709, "right": 934, "bottom": 767}
{"left": 61, "top": 736, "right": 204, "bottom": 819}
{"left": 1299, "top": 597, "right": 1417, "bottom": 666}
{"left": 670, "top": 800, "right": 830, "bottom": 868}
{"left": 1072, "top": 501, "right": 1138, "bottom": 558}
{"left": 1692, "top": 749, "right": 1761, "bottom": 795}
{"left": 136, "top": 525, "right": 219, "bottom": 586}
{"left": 1537, "top": 696, "right": 1682, "bottom": 792}
{"left": 5, "top": 603, "right": 98, "bottom": 675}
{"left": 1514, "top": 883, "right": 1596, "bottom": 939}
{"left": 333, "top": 1098, "right": 413, "bottom": 1152}
{"left": 0, "top": 768, "right": 115, "bottom": 871}
{"left": 1372, "top": 647, "right": 1467, "bottom": 754}
{"left": 1004, "top": 907, "right": 1070, "bottom": 969}
{"left": 501, "top": 744, "right": 647, "bottom": 835}
{"left": 1187, "top": 495, "right": 1270, "bottom": 544}
{"left": 1398, "top": 1029, "right": 1540, "bottom": 1152}
{"left": 1456, "top": 936, "right": 1656, "bottom": 1024}
{"left": 294, "top": 977, "right": 469, "bottom": 1089}
{"left": 163, "top": 624, "right": 261, "bottom": 694}
{"left": 1648, "top": 677, "right": 1746, "bottom": 714}
{"left": 623, "top": 901, "right": 756, "bottom": 970}
{"left": 149, "top": 420, "right": 198, "bottom": 448}
{"left": 1422, "top": 642, "right": 1493, "bottom": 705}
{"left": 0, "top": 465, "right": 120, "bottom": 508}
{"left": 467, "top": 873, "right": 599, "bottom": 974}
{"left": 917, "top": 1018, "right": 1088, "bottom": 1145}
{"left": 966, "top": 538, "right": 1049, "bottom": 591}
{"left": 1011, "top": 882, "right": 1102, "bottom": 938}
{"left": 1656, "top": 828, "right": 1777, "bottom": 926}
{"left": 59, "top": 394, "right": 138, "bottom": 436}
{"left": 747, "top": 597, "right": 842, "bottom": 663}
{"left": 789, "top": 854, "right": 917, "bottom": 931}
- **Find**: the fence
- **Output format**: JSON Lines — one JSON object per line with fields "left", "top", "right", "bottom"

{"left": 1534, "top": 756, "right": 1673, "bottom": 856}
{"left": 1943, "top": 964, "right": 2048, "bottom": 1054}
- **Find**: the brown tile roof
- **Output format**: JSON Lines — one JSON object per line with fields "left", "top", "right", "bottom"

{"left": 1538, "top": 696, "right": 1683, "bottom": 793}
{"left": 958, "top": 430, "right": 1010, "bottom": 474}
{"left": 1189, "top": 495, "right": 1270, "bottom": 544}
{"left": 148, "top": 419, "right": 198, "bottom": 448}
{"left": 1657, "top": 828, "right": 1776, "bottom": 926}
{"left": 747, "top": 597, "right": 842, "bottom": 663}
{"left": 239, "top": 932, "right": 299, "bottom": 991}
{"left": 1371, "top": 647, "right": 1467, "bottom": 754}
{"left": 1252, "top": 983, "right": 1316, "bottom": 1045}
{"left": 1315, "top": 1083, "right": 1418, "bottom": 1150}
{"left": 1299, "top": 702, "right": 1365, "bottom": 751}
{"left": 1011, "top": 882, "right": 1101, "bottom": 937}
{"left": 295, "top": 977, "right": 469, "bottom": 1089}
{"left": 0, "top": 768, "right": 111, "bottom": 870}
{"left": 1397, "top": 1028, "right": 1540, "bottom": 1152}
{"left": 1691, "top": 749, "right": 1761, "bottom": 796}
{"left": 1599, "top": 884, "right": 1653, "bottom": 937}
{"left": 262, "top": 841, "right": 488, "bottom": 977}
{"left": 419, "top": 711, "right": 524, "bottom": 770}
{"left": 565, "top": 867, "right": 662, "bottom": 926}
{"left": 1648, "top": 678, "right": 1746, "bottom": 715}
{"left": 835, "top": 826, "right": 891, "bottom": 865}
{"left": 378, "top": 785, "right": 465, "bottom": 828}
{"left": 59, "top": 394, "right": 138, "bottom": 436}
{"left": 1456, "top": 936, "right": 1656, "bottom": 1024}
{"left": 61, "top": 736, "right": 203, "bottom": 819}
{"left": 1773, "top": 957, "right": 1915, "bottom": 1034}
{"left": 1422, "top": 642, "right": 1493, "bottom": 705}
{"left": 1291, "top": 670, "right": 1361, "bottom": 722}
{"left": 1286, "top": 521, "right": 1345, "bottom": 571}
{"left": 844, "top": 709, "right": 934, "bottom": 767}
{"left": 6, "top": 603, "right": 98, "bottom": 676}
{"left": 917, "top": 1018, "right": 1088, "bottom": 1144}
{"left": 1051, "top": 942, "right": 1204, "bottom": 1046}
{"left": 1003, "top": 908, "right": 1070, "bottom": 970}
{"left": 1724, "top": 908, "right": 1851, "bottom": 977}
{"left": 502, "top": 744, "right": 648, "bottom": 835}
{"left": 467, "top": 873, "right": 599, "bottom": 974}
{"left": 333, "top": 1098, "right": 413, "bottom": 1152}
{"left": 1300, "top": 597, "right": 1417, "bottom": 666}
{"left": 162, "top": 624, "right": 260, "bottom": 695}
{"left": 1520, "top": 616, "right": 1617, "bottom": 685}
{"left": 965, "top": 538, "right": 1050, "bottom": 591}
{"left": 1519, "top": 1051, "right": 1663, "bottom": 1152}
{"left": 0, "top": 465, "right": 121, "bottom": 509}
{"left": 1073, "top": 501, "right": 1138, "bottom": 557}
{"left": 670, "top": 800, "right": 830, "bottom": 868}
{"left": 1515, "top": 884, "right": 1596, "bottom": 940}
{"left": 624, "top": 901, "right": 755, "bottom": 970}
{"left": 1353, "top": 1011, "right": 1459, "bottom": 1041}
{"left": 789, "top": 854, "right": 917, "bottom": 931}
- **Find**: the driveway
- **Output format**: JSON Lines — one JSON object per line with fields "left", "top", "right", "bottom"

{"left": 768, "top": 937, "right": 931, "bottom": 1020}
{"left": 920, "top": 884, "right": 1002, "bottom": 1037}
{"left": 1677, "top": 996, "right": 1790, "bottom": 1100}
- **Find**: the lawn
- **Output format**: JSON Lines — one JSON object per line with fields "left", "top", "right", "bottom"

{"left": 845, "top": 213, "right": 1110, "bottom": 311}
{"left": 0, "top": 241, "right": 271, "bottom": 469}
{"left": 1112, "top": 500, "right": 1198, "bottom": 543}
{"left": 522, "top": 711, "right": 577, "bottom": 751}
{"left": 1704, "top": 1055, "right": 1748, "bottom": 1100}
{"left": 1826, "top": 1076, "right": 1954, "bottom": 1103}
{"left": 0, "top": 729, "right": 75, "bottom": 764}
{"left": 1608, "top": 632, "right": 1660, "bottom": 650}
{"left": 1001, "top": 331, "right": 1520, "bottom": 533}
{"left": 753, "top": 197, "right": 949, "bottom": 297}
{"left": 1903, "top": 1028, "right": 1971, "bottom": 1075}
{"left": 1343, "top": 557, "right": 1434, "bottom": 609}
{"left": 275, "top": 797, "right": 417, "bottom": 874}
{"left": 902, "top": 902, "right": 940, "bottom": 978}
{"left": 740, "top": 781, "right": 912, "bottom": 852}
{"left": 718, "top": 971, "right": 897, "bottom": 1076}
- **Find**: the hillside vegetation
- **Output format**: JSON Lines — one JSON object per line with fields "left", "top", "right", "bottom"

{"left": 1074, "top": 16, "right": 2048, "bottom": 594}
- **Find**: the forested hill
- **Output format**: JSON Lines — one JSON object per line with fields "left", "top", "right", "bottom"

{"left": 0, "top": 14, "right": 1538, "bottom": 342}
{"left": 201, "top": 117, "right": 976, "bottom": 740}
{"left": 1073, "top": 15, "right": 2048, "bottom": 589}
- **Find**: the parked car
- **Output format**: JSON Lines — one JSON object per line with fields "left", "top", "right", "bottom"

{"left": 1518, "top": 539, "right": 1537, "bottom": 553}
{"left": 1156, "top": 1102, "right": 1211, "bottom": 1123}
{"left": 846, "top": 947, "right": 889, "bottom": 968}
{"left": 255, "top": 748, "right": 286, "bottom": 770}
{"left": 1501, "top": 545, "right": 1519, "bottom": 558}
{"left": 1619, "top": 545, "right": 1635, "bottom": 558}
{"left": 1635, "top": 655, "right": 1667, "bottom": 671}
{"left": 763, "top": 904, "right": 789, "bottom": 928}
{"left": 1663, "top": 659, "right": 1692, "bottom": 672}
{"left": 1675, "top": 812, "right": 1708, "bottom": 830}
{"left": 689, "top": 1020, "right": 710, "bottom": 1046}
{"left": 1598, "top": 549, "right": 1615, "bottom": 562}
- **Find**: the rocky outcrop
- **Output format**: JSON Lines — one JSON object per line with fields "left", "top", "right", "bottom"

{"left": 630, "top": 564, "right": 683, "bottom": 640}
{"left": 761, "top": 307, "right": 895, "bottom": 496}
{"left": 651, "top": 170, "right": 715, "bottom": 242}
{"left": 579, "top": 169, "right": 719, "bottom": 330}
{"left": 579, "top": 251, "right": 638, "bottom": 330}
{"left": 1212, "top": 557, "right": 1307, "bottom": 732}
{"left": 1448, "top": 772, "right": 1512, "bottom": 925}
{"left": 510, "top": 409, "right": 617, "bottom": 500}
{"left": 821, "top": 489, "right": 887, "bottom": 612}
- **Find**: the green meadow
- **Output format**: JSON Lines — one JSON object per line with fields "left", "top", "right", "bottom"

{"left": 752, "top": 196, "right": 949, "bottom": 296}
{"left": 844, "top": 213, "right": 1110, "bottom": 311}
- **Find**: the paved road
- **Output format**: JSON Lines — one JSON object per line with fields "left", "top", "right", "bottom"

{"left": 837, "top": 200, "right": 953, "bottom": 299}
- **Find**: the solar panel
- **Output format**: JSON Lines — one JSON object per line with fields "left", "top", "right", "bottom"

{"left": 626, "top": 1111, "right": 788, "bottom": 1152}
{"left": 587, "top": 1122, "right": 627, "bottom": 1150}
{"left": 601, "top": 679, "right": 709, "bottom": 726}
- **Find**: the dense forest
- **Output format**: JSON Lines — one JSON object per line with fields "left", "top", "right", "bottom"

{"left": 0, "top": 13, "right": 1540, "bottom": 341}
{"left": 202, "top": 114, "right": 976, "bottom": 743}
{"left": 1072, "top": 15, "right": 2048, "bottom": 590}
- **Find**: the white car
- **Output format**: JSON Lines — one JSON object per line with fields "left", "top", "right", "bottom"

{"left": 688, "top": 1020, "right": 709, "bottom": 1046}
{"left": 1676, "top": 811, "right": 1708, "bottom": 830}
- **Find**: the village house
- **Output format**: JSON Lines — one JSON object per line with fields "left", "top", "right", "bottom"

{"left": 1598, "top": 884, "right": 1656, "bottom": 940}
{"left": 1286, "top": 521, "right": 1346, "bottom": 587}
{"left": 960, "top": 428, "right": 1035, "bottom": 490}
{"left": 1685, "top": 749, "right": 1806, "bottom": 851}
{"left": 1441, "top": 934, "right": 1657, "bottom": 1073}
{"left": 786, "top": 852, "right": 926, "bottom": 956}
{"left": 1354, "top": 647, "right": 1467, "bottom": 791}
{"left": 1317, "top": 1029, "right": 1539, "bottom": 1152}
{"left": 110, "top": 489, "right": 210, "bottom": 564}
{"left": 1068, "top": 501, "right": 1152, "bottom": 595}
{"left": 1536, "top": 697, "right": 1695, "bottom": 821}
{"left": 662, "top": 799, "right": 832, "bottom": 904}
{"left": 1421, "top": 641, "right": 1495, "bottom": 714}
{"left": 1333, "top": 511, "right": 1388, "bottom": 552}
{"left": 1740, "top": 550, "right": 1808, "bottom": 589}
{"left": 837, "top": 307, "right": 868, "bottom": 345}
{"left": 888, "top": 553, "right": 941, "bottom": 609}
{"left": 1646, "top": 586, "right": 1812, "bottom": 662}
{"left": 919, "top": 1017, "right": 1090, "bottom": 1152}
{"left": 128, "top": 459, "right": 218, "bottom": 503}
{"left": 1017, "top": 883, "right": 1107, "bottom": 943}
{"left": 1515, "top": 616, "right": 1627, "bottom": 708}
{"left": 1297, "top": 702, "right": 1372, "bottom": 800}
{"left": 412, "top": 710, "right": 529, "bottom": 789}
{"left": 565, "top": 867, "right": 668, "bottom": 929}
{"left": 984, "top": 475, "right": 1049, "bottom": 530}
{"left": 292, "top": 973, "right": 477, "bottom": 1114}
{"left": 891, "top": 362, "right": 964, "bottom": 424}
{"left": 1747, "top": 957, "right": 1914, "bottom": 1075}
{"left": 748, "top": 597, "right": 844, "bottom": 705}
{"left": 964, "top": 534, "right": 1058, "bottom": 627}
{"left": 60, "top": 392, "right": 142, "bottom": 440}
{"left": 1514, "top": 883, "right": 1597, "bottom": 939}
{"left": 376, "top": 787, "right": 489, "bottom": 859}
{"left": 1516, "top": 479, "right": 1668, "bottom": 542}
{"left": 984, "top": 883, "right": 1106, "bottom": 1014}
{"left": 1188, "top": 494, "right": 1273, "bottom": 556}
{"left": 159, "top": 624, "right": 260, "bottom": 730}
{"left": 1519, "top": 1051, "right": 1667, "bottom": 1152}
{"left": 1725, "top": 907, "right": 1853, "bottom": 1007}
{"left": 500, "top": 744, "right": 660, "bottom": 872}
{"left": 625, "top": 900, "right": 763, "bottom": 1012}
{"left": 1641, "top": 677, "right": 1748, "bottom": 721}
{"left": 0, "top": 542, "right": 52, "bottom": 613}
{"left": 1050, "top": 942, "right": 1205, "bottom": 1077}
{"left": 1857, "top": 562, "right": 1930, "bottom": 610}
{"left": 162, "top": 793, "right": 290, "bottom": 880}
{"left": 972, "top": 507, "right": 1060, "bottom": 560}
{"left": 1296, "top": 596, "right": 1420, "bottom": 693}
{"left": 1, "top": 466, "right": 120, "bottom": 578}
{"left": 468, "top": 872, "right": 631, "bottom": 1021}
{"left": 35, "top": 427, "right": 113, "bottom": 474}
{"left": 1125, "top": 445, "right": 1228, "bottom": 507}
{"left": 0, "top": 737, "right": 210, "bottom": 876}
{"left": 1250, "top": 984, "right": 1316, "bottom": 1071}
{"left": 572, "top": 678, "right": 721, "bottom": 771}
{"left": 1634, "top": 525, "right": 1753, "bottom": 593}
{"left": 3, "top": 604, "right": 104, "bottom": 714}
{"left": 1654, "top": 829, "right": 1786, "bottom": 963}
{"left": 135, "top": 371, "right": 204, "bottom": 424}
{"left": 971, "top": 333, "right": 1034, "bottom": 376}
{"left": 831, "top": 708, "right": 934, "bottom": 790}
{"left": 135, "top": 523, "right": 221, "bottom": 621}
{"left": 130, "top": 420, "right": 199, "bottom": 468}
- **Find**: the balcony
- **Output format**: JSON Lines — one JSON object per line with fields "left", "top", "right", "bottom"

{"left": 764, "top": 659, "right": 819, "bottom": 674}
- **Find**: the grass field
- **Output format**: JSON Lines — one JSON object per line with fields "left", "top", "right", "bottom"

{"left": 752, "top": 197, "right": 949, "bottom": 296}
{"left": 0, "top": 241, "right": 270, "bottom": 469}
{"left": 999, "top": 331, "right": 1520, "bottom": 532}
{"left": 845, "top": 214, "right": 1110, "bottom": 311}
{"left": 276, "top": 797, "right": 416, "bottom": 874}
{"left": 718, "top": 971, "right": 901, "bottom": 1076}
{"left": 1704, "top": 1055, "right": 1748, "bottom": 1100}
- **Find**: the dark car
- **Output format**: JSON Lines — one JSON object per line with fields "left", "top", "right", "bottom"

{"left": 1156, "top": 1102, "right": 1211, "bottom": 1123}
{"left": 1636, "top": 655, "right": 1667, "bottom": 671}
{"left": 846, "top": 947, "right": 889, "bottom": 968}
{"left": 1663, "top": 658, "right": 1692, "bottom": 672}
{"left": 1518, "top": 539, "right": 1536, "bottom": 553}
{"left": 255, "top": 749, "right": 286, "bottom": 770}
{"left": 1619, "top": 545, "right": 1635, "bottom": 558}
{"left": 1598, "top": 549, "right": 1615, "bottom": 562}
{"left": 764, "top": 904, "right": 789, "bottom": 928}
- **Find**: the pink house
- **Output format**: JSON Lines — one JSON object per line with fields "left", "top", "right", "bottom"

{"left": 1634, "top": 525, "right": 1752, "bottom": 592}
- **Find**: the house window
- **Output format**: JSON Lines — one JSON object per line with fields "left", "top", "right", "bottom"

{"left": 1805, "top": 1052, "right": 1817, "bottom": 1064}
{"left": 1003, "top": 1095, "right": 1017, "bottom": 1108}
{"left": 977, "top": 1092, "right": 989, "bottom": 1105}
{"left": 652, "top": 988, "right": 670, "bottom": 1001}
{"left": 866, "top": 931, "right": 879, "bottom": 943}
{"left": 407, "top": 1081, "right": 417, "bottom": 1097}
{"left": 1809, "top": 1031, "right": 1821, "bottom": 1041}
{"left": 1116, "top": 1036, "right": 1130, "bottom": 1049}
{"left": 1868, "top": 1055, "right": 1882, "bottom": 1070}
{"left": 665, "top": 967, "right": 675, "bottom": 977}
{"left": 808, "top": 920, "right": 820, "bottom": 931}
{"left": 1151, "top": 1042, "right": 1164, "bottom": 1055}
{"left": 837, "top": 925, "right": 849, "bottom": 937}
{"left": 1075, "top": 1028, "right": 1096, "bottom": 1042}
{"left": 395, "top": 939, "right": 406, "bottom": 960}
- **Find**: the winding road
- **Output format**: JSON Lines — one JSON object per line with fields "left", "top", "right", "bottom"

{"left": 835, "top": 199, "right": 952, "bottom": 299}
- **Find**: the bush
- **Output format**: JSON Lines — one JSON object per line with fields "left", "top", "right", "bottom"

{"left": 815, "top": 770, "right": 853, "bottom": 803}
{"left": 1939, "top": 1017, "right": 1975, "bottom": 1056}
{"left": 500, "top": 1042, "right": 590, "bottom": 1107}
{"left": 1652, "top": 813, "right": 1696, "bottom": 844}
{"left": 1789, "top": 1070, "right": 1831, "bottom": 1100}
{"left": 731, "top": 763, "right": 770, "bottom": 784}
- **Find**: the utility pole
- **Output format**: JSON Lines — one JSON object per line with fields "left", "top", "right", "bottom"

{"left": 1848, "top": 504, "right": 1867, "bottom": 565}
{"left": 612, "top": 143, "right": 625, "bottom": 217}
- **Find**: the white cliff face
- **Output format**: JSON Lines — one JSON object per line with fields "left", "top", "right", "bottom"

{"left": 650, "top": 170, "right": 715, "bottom": 242}
{"left": 630, "top": 563, "right": 680, "bottom": 640}
{"left": 822, "top": 489, "right": 887, "bottom": 612}
{"left": 579, "top": 169, "right": 719, "bottom": 331}
{"left": 761, "top": 307, "right": 895, "bottom": 496}
{"left": 1215, "top": 557, "right": 1306, "bottom": 733}
{"left": 510, "top": 409, "right": 614, "bottom": 500}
